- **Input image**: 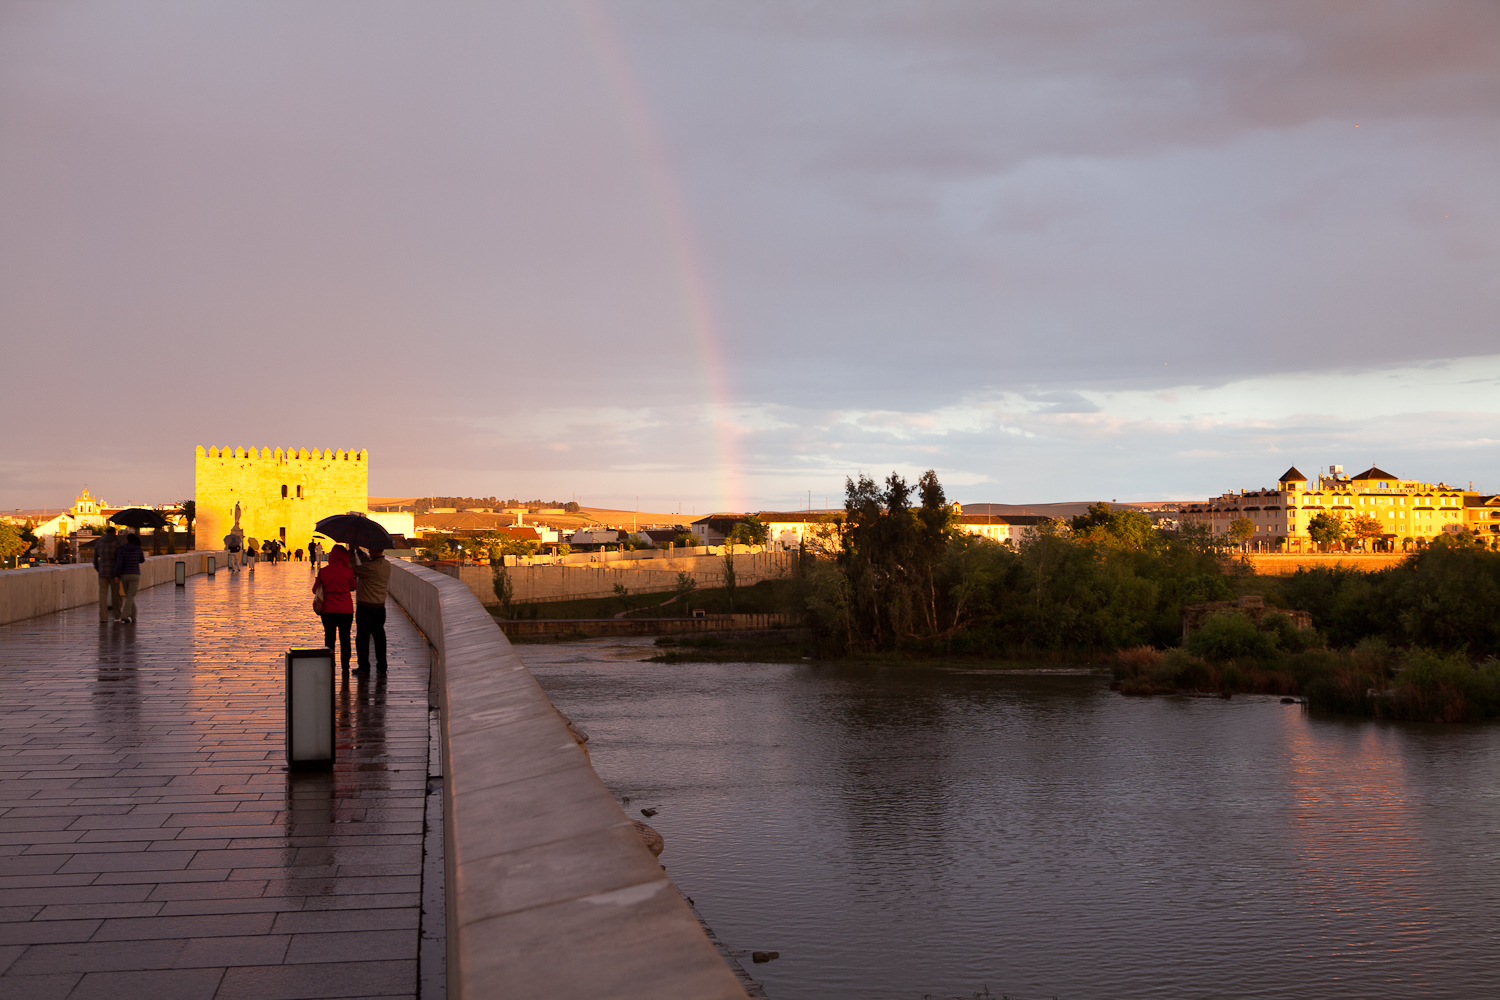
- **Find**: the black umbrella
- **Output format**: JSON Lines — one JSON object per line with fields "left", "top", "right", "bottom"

{"left": 314, "top": 514, "right": 394, "bottom": 550}
{"left": 109, "top": 507, "right": 169, "bottom": 529}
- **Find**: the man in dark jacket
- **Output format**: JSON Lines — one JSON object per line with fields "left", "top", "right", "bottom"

{"left": 93, "top": 526, "right": 121, "bottom": 622}
{"left": 114, "top": 533, "right": 146, "bottom": 623}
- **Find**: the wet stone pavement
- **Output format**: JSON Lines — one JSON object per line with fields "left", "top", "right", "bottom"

{"left": 0, "top": 562, "right": 440, "bottom": 1000}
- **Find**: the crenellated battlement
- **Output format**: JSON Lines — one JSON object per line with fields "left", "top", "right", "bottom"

{"left": 195, "top": 446, "right": 367, "bottom": 462}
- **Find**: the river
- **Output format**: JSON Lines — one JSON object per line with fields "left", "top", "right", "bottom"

{"left": 522, "top": 637, "right": 1500, "bottom": 1000}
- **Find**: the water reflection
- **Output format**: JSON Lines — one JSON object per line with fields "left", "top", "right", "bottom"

{"left": 526, "top": 642, "right": 1500, "bottom": 1000}
{"left": 91, "top": 620, "right": 141, "bottom": 729}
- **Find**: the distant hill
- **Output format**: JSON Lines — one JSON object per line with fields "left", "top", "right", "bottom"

{"left": 961, "top": 501, "right": 1189, "bottom": 519}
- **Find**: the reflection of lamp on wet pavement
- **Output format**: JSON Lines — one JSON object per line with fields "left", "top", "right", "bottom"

{"left": 286, "top": 647, "right": 334, "bottom": 770}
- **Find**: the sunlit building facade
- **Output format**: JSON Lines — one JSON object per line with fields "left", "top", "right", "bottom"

{"left": 1179, "top": 465, "right": 1475, "bottom": 551}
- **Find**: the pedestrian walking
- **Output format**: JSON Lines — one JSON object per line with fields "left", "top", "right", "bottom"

{"left": 314, "top": 545, "right": 355, "bottom": 671}
{"left": 308, "top": 540, "right": 321, "bottom": 568}
{"left": 294, "top": 548, "right": 304, "bottom": 562}
{"left": 93, "top": 526, "right": 122, "bottom": 622}
{"left": 350, "top": 546, "right": 391, "bottom": 674}
{"left": 246, "top": 538, "right": 259, "bottom": 570}
{"left": 223, "top": 530, "right": 242, "bottom": 571}
{"left": 114, "top": 532, "right": 146, "bottom": 623}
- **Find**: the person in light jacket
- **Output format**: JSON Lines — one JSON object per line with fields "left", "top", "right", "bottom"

{"left": 350, "top": 546, "right": 391, "bottom": 674}
{"left": 314, "top": 545, "right": 356, "bottom": 671}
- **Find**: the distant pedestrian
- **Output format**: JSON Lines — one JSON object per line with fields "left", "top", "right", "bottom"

{"left": 114, "top": 532, "right": 145, "bottom": 623}
{"left": 315, "top": 544, "right": 355, "bottom": 671}
{"left": 309, "top": 540, "right": 321, "bottom": 568}
{"left": 246, "top": 538, "right": 259, "bottom": 567}
{"left": 223, "top": 530, "right": 242, "bottom": 572}
{"left": 93, "top": 526, "right": 122, "bottom": 622}
{"left": 295, "top": 548, "right": 304, "bottom": 562}
{"left": 350, "top": 546, "right": 391, "bottom": 674}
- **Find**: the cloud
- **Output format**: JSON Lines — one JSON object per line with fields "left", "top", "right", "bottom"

{"left": 0, "top": 2, "right": 1495, "bottom": 510}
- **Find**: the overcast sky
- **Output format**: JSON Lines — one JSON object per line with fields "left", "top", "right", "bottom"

{"left": 3, "top": 1, "right": 1497, "bottom": 512}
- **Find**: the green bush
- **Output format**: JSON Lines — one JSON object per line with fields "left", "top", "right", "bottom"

{"left": 1261, "top": 613, "right": 1320, "bottom": 654}
{"left": 1187, "top": 612, "right": 1278, "bottom": 661}
{"left": 1383, "top": 650, "right": 1500, "bottom": 723}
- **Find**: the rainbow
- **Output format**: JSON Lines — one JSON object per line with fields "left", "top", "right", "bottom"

{"left": 571, "top": 0, "right": 745, "bottom": 512}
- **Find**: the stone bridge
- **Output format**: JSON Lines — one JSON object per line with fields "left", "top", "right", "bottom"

{"left": 0, "top": 558, "right": 749, "bottom": 999}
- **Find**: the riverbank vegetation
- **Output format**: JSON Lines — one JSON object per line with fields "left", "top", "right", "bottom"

{"left": 490, "top": 578, "right": 800, "bottom": 621}
{"left": 781, "top": 470, "right": 1500, "bottom": 722}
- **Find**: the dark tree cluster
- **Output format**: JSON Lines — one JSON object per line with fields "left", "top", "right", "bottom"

{"left": 802, "top": 471, "right": 1234, "bottom": 656}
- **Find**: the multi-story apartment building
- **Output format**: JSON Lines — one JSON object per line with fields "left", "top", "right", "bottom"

{"left": 1465, "top": 494, "right": 1500, "bottom": 546}
{"left": 1179, "top": 465, "right": 1476, "bottom": 551}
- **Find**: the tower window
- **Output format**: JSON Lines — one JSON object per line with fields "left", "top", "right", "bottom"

{"left": 296, "top": 485, "right": 302, "bottom": 498}
{"left": 281, "top": 485, "right": 288, "bottom": 498}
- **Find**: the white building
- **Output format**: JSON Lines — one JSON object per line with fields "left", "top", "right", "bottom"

{"left": 954, "top": 513, "right": 1051, "bottom": 545}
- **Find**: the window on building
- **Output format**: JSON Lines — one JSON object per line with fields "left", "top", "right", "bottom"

{"left": 281, "top": 485, "right": 288, "bottom": 498}
{"left": 296, "top": 485, "right": 302, "bottom": 498}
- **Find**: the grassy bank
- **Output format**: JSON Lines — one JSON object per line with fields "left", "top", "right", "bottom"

{"left": 645, "top": 632, "right": 814, "bottom": 663}
{"left": 1110, "top": 641, "right": 1500, "bottom": 722}
{"left": 499, "top": 579, "right": 800, "bottom": 620}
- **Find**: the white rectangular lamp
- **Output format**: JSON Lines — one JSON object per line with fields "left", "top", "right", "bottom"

{"left": 207, "top": 555, "right": 216, "bottom": 576}
{"left": 286, "top": 647, "right": 335, "bottom": 770}
{"left": 175, "top": 560, "right": 186, "bottom": 586}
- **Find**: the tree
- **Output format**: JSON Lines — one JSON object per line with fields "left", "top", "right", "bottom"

{"left": 492, "top": 564, "right": 514, "bottom": 618}
{"left": 1306, "top": 511, "right": 1347, "bottom": 552}
{"left": 179, "top": 500, "right": 196, "bottom": 538}
{"left": 674, "top": 572, "right": 698, "bottom": 616}
{"left": 1229, "top": 516, "right": 1255, "bottom": 550}
{"left": 728, "top": 514, "right": 769, "bottom": 548}
{"left": 0, "top": 521, "right": 27, "bottom": 567}
{"left": 832, "top": 469, "right": 956, "bottom": 646}
{"left": 720, "top": 515, "right": 770, "bottom": 612}
{"left": 1350, "top": 514, "right": 1384, "bottom": 550}
{"left": 421, "top": 534, "right": 456, "bottom": 560}
{"left": 1178, "top": 521, "right": 1230, "bottom": 554}
{"left": 1072, "top": 502, "right": 1156, "bottom": 551}
{"left": 721, "top": 545, "right": 738, "bottom": 611}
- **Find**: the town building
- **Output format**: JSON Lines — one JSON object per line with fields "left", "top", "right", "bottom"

{"left": 744, "top": 512, "right": 844, "bottom": 551}
{"left": 1464, "top": 495, "right": 1500, "bottom": 548}
{"left": 1179, "top": 465, "right": 1473, "bottom": 551}
{"left": 194, "top": 446, "right": 368, "bottom": 553}
{"left": 954, "top": 512, "right": 1051, "bottom": 545}
{"left": 29, "top": 489, "right": 109, "bottom": 560}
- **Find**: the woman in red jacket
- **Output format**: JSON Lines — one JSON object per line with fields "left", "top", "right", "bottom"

{"left": 315, "top": 544, "right": 356, "bottom": 671}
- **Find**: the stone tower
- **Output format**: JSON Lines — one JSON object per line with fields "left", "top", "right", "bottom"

{"left": 194, "top": 447, "right": 368, "bottom": 551}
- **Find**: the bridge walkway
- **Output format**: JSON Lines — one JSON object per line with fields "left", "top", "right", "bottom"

{"left": 0, "top": 562, "right": 437, "bottom": 1000}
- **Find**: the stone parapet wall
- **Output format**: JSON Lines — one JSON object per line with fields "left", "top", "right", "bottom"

{"left": 440, "top": 550, "right": 798, "bottom": 606}
{"left": 386, "top": 560, "right": 748, "bottom": 1000}
{"left": 1244, "top": 553, "right": 1407, "bottom": 575}
{"left": 0, "top": 551, "right": 228, "bottom": 626}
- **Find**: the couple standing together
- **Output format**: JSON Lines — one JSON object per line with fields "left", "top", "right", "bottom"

{"left": 314, "top": 545, "right": 390, "bottom": 674}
